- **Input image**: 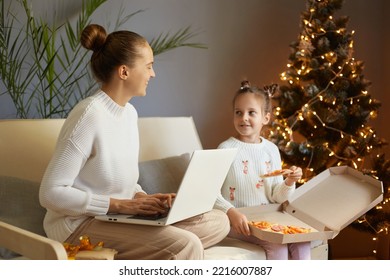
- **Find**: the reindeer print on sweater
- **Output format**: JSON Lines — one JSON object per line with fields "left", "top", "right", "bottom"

{"left": 229, "top": 187, "right": 236, "bottom": 201}
{"left": 242, "top": 160, "right": 248, "bottom": 174}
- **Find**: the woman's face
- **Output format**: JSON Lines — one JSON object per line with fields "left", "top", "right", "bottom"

{"left": 126, "top": 43, "right": 155, "bottom": 98}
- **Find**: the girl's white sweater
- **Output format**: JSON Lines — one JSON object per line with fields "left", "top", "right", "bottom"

{"left": 214, "top": 137, "right": 295, "bottom": 213}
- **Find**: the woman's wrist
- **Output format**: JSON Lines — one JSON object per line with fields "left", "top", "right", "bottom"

{"left": 134, "top": 192, "right": 147, "bottom": 199}
{"left": 108, "top": 197, "right": 121, "bottom": 213}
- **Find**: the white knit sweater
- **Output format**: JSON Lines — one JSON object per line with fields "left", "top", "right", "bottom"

{"left": 39, "top": 90, "right": 144, "bottom": 242}
{"left": 214, "top": 137, "right": 295, "bottom": 213}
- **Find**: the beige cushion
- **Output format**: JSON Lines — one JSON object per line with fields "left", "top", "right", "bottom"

{"left": 0, "top": 176, "right": 46, "bottom": 236}
{"left": 205, "top": 237, "right": 267, "bottom": 260}
{"left": 138, "top": 154, "right": 190, "bottom": 194}
{"left": 0, "top": 176, "right": 47, "bottom": 259}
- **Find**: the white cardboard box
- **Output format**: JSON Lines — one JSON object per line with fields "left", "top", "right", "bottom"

{"left": 240, "top": 166, "right": 383, "bottom": 244}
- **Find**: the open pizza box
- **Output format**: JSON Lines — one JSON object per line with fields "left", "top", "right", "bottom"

{"left": 240, "top": 166, "right": 384, "bottom": 244}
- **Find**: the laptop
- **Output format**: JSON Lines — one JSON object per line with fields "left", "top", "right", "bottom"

{"left": 95, "top": 148, "right": 237, "bottom": 226}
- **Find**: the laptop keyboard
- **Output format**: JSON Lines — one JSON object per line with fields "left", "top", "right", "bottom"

{"left": 129, "top": 211, "right": 169, "bottom": 220}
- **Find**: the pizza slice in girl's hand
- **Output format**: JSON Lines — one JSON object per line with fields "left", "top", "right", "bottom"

{"left": 260, "top": 169, "right": 293, "bottom": 178}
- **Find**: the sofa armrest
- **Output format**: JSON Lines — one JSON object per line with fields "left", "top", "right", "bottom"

{"left": 0, "top": 221, "right": 67, "bottom": 260}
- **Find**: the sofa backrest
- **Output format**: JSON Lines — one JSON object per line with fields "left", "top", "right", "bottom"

{"left": 0, "top": 119, "right": 64, "bottom": 183}
{"left": 138, "top": 117, "right": 203, "bottom": 162}
{"left": 0, "top": 117, "right": 203, "bottom": 183}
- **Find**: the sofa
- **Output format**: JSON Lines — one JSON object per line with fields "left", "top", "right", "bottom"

{"left": 0, "top": 117, "right": 328, "bottom": 260}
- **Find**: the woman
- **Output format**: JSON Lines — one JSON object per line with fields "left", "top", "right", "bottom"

{"left": 39, "top": 24, "right": 229, "bottom": 259}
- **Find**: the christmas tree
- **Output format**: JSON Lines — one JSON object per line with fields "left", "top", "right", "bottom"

{"left": 269, "top": 0, "right": 389, "bottom": 234}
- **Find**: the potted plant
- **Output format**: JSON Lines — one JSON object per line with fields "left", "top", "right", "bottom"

{"left": 0, "top": 0, "right": 205, "bottom": 118}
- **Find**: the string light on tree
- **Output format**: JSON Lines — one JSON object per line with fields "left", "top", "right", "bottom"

{"left": 269, "top": 0, "right": 389, "bottom": 239}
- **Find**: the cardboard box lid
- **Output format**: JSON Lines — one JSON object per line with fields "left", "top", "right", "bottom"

{"left": 284, "top": 166, "right": 383, "bottom": 232}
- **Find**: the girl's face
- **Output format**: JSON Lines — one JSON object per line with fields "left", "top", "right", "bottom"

{"left": 126, "top": 43, "right": 155, "bottom": 98}
{"left": 233, "top": 93, "right": 270, "bottom": 143}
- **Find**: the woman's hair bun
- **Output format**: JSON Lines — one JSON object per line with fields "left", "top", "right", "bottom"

{"left": 80, "top": 24, "right": 107, "bottom": 52}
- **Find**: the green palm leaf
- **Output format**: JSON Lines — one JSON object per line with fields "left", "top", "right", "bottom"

{"left": 0, "top": 0, "right": 206, "bottom": 118}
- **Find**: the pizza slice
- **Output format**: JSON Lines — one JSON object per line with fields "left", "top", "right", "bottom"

{"left": 260, "top": 169, "right": 293, "bottom": 178}
{"left": 248, "top": 220, "right": 271, "bottom": 229}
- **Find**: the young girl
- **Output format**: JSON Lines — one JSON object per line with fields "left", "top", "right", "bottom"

{"left": 39, "top": 24, "right": 229, "bottom": 259}
{"left": 214, "top": 80, "right": 311, "bottom": 260}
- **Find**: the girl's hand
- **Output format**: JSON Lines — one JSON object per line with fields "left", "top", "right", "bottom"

{"left": 109, "top": 192, "right": 176, "bottom": 215}
{"left": 285, "top": 166, "right": 302, "bottom": 186}
{"left": 227, "top": 207, "right": 251, "bottom": 236}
